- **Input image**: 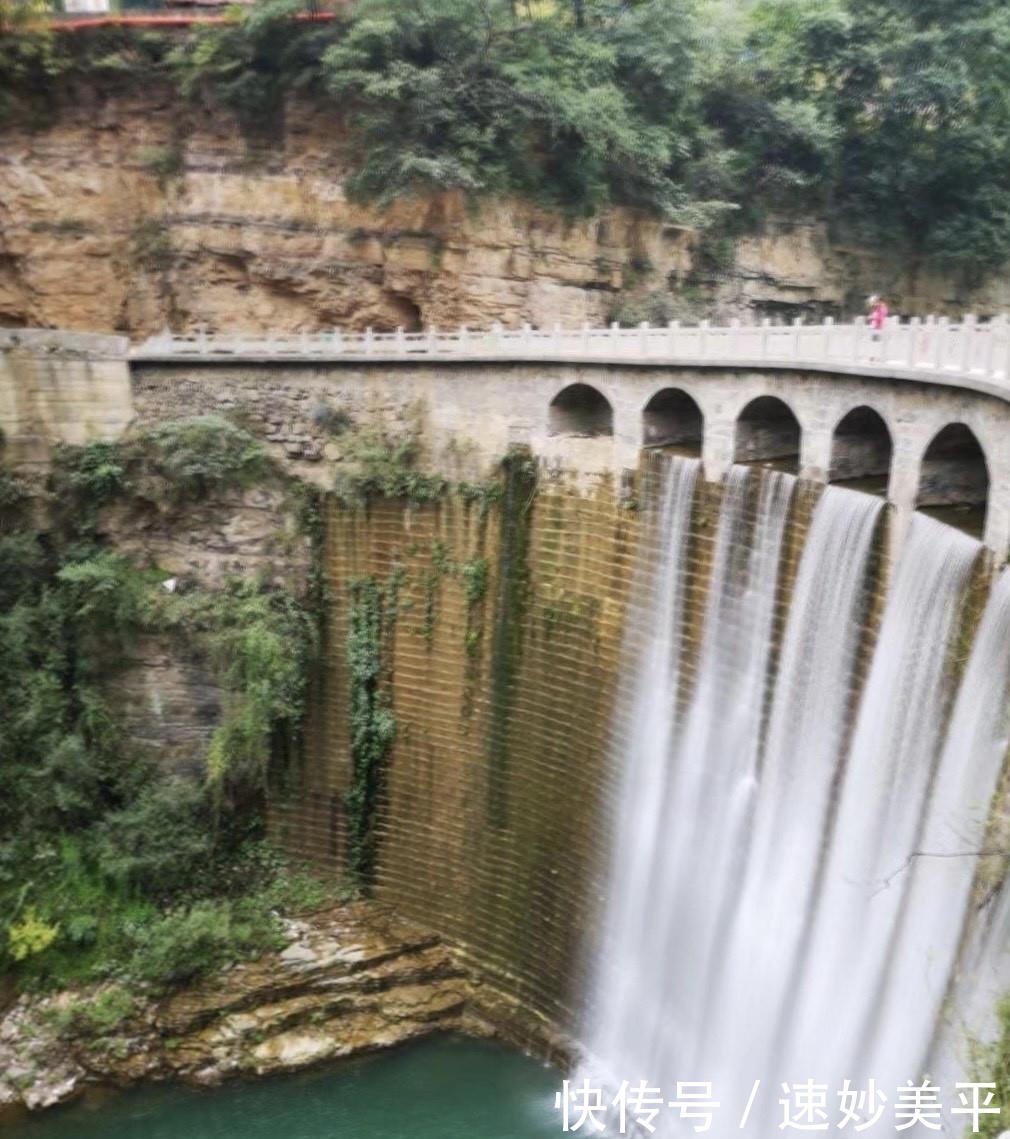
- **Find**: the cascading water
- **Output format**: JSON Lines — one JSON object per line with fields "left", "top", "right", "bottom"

{"left": 928, "top": 569, "right": 1010, "bottom": 1106}
{"left": 583, "top": 456, "right": 1010, "bottom": 1136}
{"left": 589, "top": 461, "right": 793, "bottom": 1096}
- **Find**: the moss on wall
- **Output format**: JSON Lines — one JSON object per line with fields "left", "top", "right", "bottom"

{"left": 485, "top": 448, "right": 538, "bottom": 830}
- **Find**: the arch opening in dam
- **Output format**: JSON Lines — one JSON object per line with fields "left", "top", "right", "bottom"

{"left": 641, "top": 387, "right": 703, "bottom": 454}
{"left": 916, "top": 422, "right": 989, "bottom": 539}
{"left": 548, "top": 382, "right": 614, "bottom": 438}
{"left": 733, "top": 395, "right": 801, "bottom": 474}
{"left": 829, "top": 405, "right": 893, "bottom": 495}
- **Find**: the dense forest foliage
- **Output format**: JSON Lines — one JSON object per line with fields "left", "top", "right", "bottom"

{"left": 2, "top": 0, "right": 1010, "bottom": 274}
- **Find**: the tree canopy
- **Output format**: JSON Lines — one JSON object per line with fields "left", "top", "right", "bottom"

{"left": 3, "top": 0, "right": 1010, "bottom": 271}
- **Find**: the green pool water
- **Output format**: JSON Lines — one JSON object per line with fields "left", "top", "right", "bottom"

{"left": 7, "top": 1035, "right": 562, "bottom": 1139}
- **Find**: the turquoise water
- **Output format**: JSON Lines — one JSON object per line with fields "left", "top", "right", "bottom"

{"left": 7, "top": 1036, "right": 562, "bottom": 1139}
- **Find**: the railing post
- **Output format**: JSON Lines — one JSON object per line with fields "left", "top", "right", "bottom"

{"left": 760, "top": 317, "right": 771, "bottom": 360}
{"left": 906, "top": 316, "right": 920, "bottom": 368}
{"left": 299, "top": 329, "right": 308, "bottom": 355}
{"left": 880, "top": 314, "right": 897, "bottom": 364}
{"left": 792, "top": 316, "right": 803, "bottom": 359}
{"left": 333, "top": 328, "right": 343, "bottom": 354}
{"left": 983, "top": 314, "right": 1006, "bottom": 378}
{"left": 960, "top": 314, "right": 977, "bottom": 373}
{"left": 365, "top": 326, "right": 374, "bottom": 355}
{"left": 822, "top": 316, "right": 834, "bottom": 361}
{"left": 395, "top": 325, "right": 405, "bottom": 353}
{"left": 920, "top": 314, "right": 934, "bottom": 369}
{"left": 667, "top": 319, "right": 679, "bottom": 357}
{"left": 933, "top": 316, "right": 948, "bottom": 369}
{"left": 492, "top": 321, "right": 503, "bottom": 354}
{"left": 522, "top": 322, "right": 532, "bottom": 350}
{"left": 197, "top": 324, "right": 208, "bottom": 354}
{"left": 458, "top": 325, "right": 469, "bottom": 355}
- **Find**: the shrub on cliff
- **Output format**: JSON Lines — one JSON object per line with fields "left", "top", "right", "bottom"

{"left": 54, "top": 416, "right": 279, "bottom": 521}
{"left": 712, "top": 0, "right": 1010, "bottom": 273}
{"left": 168, "top": 0, "right": 337, "bottom": 138}
{"left": 124, "top": 899, "right": 283, "bottom": 986}
{"left": 0, "top": 0, "right": 62, "bottom": 124}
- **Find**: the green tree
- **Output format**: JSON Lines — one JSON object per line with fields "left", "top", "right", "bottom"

{"left": 321, "top": 0, "right": 720, "bottom": 219}
{"left": 732, "top": 0, "right": 1010, "bottom": 272}
{"left": 169, "top": 0, "right": 338, "bottom": 136}
{"left": 0, "top": 0, "right": 65, "bottom": 122}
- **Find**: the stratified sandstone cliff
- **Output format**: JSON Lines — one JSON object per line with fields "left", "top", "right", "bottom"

{"left": 2, "top": 91, "right": 1009, "bottom": 338}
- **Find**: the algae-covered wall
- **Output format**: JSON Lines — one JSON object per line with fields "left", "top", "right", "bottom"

{"left": 271, "top": 470, "right": 638, "bottom": 1047}
{"left": 267, "top": 459, "right": 839, "bottom": 1047}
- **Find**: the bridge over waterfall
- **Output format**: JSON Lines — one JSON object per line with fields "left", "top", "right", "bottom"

{"left": 3, "top": 316, "right": 1010, "bottom": 555}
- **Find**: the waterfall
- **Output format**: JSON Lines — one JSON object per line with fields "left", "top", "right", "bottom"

{"left": 590, "top": 454, "right": 700, "bottom": 1078}
{"left": 694, "top": 484, "right": 884, "bottom": 1093}
{"left": 583, "top": 462, "right": 1009, "bottom": 1136}
{"left": 927, "top": 569, "right": 1010, "bottom": 1099}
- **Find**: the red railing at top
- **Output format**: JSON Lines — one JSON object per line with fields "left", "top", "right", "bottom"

{"left": 48, "top": 7, "right": 343, "bottom": 30}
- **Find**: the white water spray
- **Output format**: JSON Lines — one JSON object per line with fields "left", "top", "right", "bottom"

{"left": 584, "top": 463, "right": 1010, "bottom": 1136}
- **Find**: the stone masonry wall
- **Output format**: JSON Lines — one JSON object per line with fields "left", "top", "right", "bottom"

{"left": 128, "top": 358, "right": 1010, "bottom": 555}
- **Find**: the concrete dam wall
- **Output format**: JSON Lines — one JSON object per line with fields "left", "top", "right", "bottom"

{"left": 4, "top": 325, "right": 1010, "bottom": 1077}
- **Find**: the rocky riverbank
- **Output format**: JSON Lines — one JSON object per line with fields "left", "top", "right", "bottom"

{"left": 0, "top": 902, "right": 534, "bottom": 1123}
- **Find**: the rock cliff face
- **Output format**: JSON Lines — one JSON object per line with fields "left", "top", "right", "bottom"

{"left": 2, "top": 91, "right": 1008, "bottom": 340}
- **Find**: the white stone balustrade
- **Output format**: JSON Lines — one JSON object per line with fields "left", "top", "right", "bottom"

{"left": 133, "top": 315, "right": 1010, "bottom": 393}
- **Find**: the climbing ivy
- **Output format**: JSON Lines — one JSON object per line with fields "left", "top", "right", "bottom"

{"left": 344, "top": 576, "right": 396, "bottom": 891}
{"left": 460, "top": 556, "right": 489, "bottom": 609}
{"left": 485, "top": 447, "right": 538, "bottom": 827}
{"left": 420, "top": 539, "right": 453, "bottom": 647}
{"left": 458, "top": 479, "right": 504, "bottom": 521}
{"left": 333, "top": 422, "right": 446, "bottom": 508}
{"left": 167, "top": 581, "right": 318, "bottom": 799}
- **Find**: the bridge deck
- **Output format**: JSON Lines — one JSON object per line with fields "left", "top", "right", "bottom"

{"left": 132, "top": 317, "right": 1010, "bottom": 403}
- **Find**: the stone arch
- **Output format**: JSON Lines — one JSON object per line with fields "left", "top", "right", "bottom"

{"left": 916, "top": 423, "right": 989, "bottom": 538}
{"left": 642, "top": 388, "right": 703, "bottom": 454}
{"left": 734, "top": 395, "right": 801, "bottom": 473}
{"left": 829, "top": 405, "right": 893, "bottom": 493}
{"left": 548, "top": 383, "right": 614, "bottom": 438}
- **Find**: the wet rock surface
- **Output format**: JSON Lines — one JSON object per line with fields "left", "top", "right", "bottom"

{"left": 0, "top": 903, "right": 472, "bottom": 1119}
